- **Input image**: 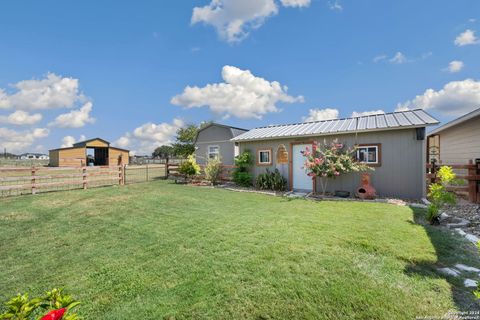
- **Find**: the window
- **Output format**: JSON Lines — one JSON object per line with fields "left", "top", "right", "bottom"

{"left": 356, "top": 144, "right": 381, "bottom": 166}
{"left": 208, "top": 145, "right": 220, "bottom": 160}
{"left": 257, "top": 149, "right": 272, "bottom": 165}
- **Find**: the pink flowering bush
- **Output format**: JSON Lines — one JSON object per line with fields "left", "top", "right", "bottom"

{"left": 301, "top": 141, "right": 371, "bottom": 195}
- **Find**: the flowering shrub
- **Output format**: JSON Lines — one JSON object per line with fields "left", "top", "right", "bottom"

{"left": 426, "top": 166, "right": 458, "bottom": 224}
{"left": 178, "top": 155, "right": 201, "bottom": 182}
{"left": 301, "top": 141, "right": 371, "bottom": 195}
{"left": 204, "top": 158, "right": 222, "bottom": 185}
{"left": 0, "top": 288, "right": 80, "bottom": 320}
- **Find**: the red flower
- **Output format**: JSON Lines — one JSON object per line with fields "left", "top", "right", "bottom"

{"left": 41, "top": 308, "right": 66, "bottom": 320}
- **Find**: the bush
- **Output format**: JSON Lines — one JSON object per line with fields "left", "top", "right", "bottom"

{"left": 233, "top": 150, "right": 253, "bottom": 187}
{"left": 178, "top": 155, "right": 200, "bottom": 181}
{"left": 0, "top": 288, "right": 80, "bottom": 320}
{"left": 255, "top": 168, "right": 287, "bottom": 191}
{"left": 204, "top": 158, "right": 222, "bottom": 185}
{"left": 426, "top": 166, "right": 457, "bottom": 224}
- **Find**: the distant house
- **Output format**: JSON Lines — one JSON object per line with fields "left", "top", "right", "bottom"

{"left": 232, "top": 109, "right": 439, "bottom": 199}
{"left": 194, "top": 123, "right": 248, "bottom": 165}
{"left": 49, "top": 138, "right": 129, "bottom": 167}
{"left": 19, "top": 153, "right": 49, "bottom": 160}
{"left": 427, "top": 107, "right": 480, "bottom": 166}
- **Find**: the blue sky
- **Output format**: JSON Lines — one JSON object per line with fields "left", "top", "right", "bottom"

{"left": 0, "top": 0, "right": 479, "bottom": 154}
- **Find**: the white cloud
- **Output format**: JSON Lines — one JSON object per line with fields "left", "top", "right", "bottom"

{"left": 327, "top": 0, "right": 343, "bottom": 11}
{"left": 115, "top": 118, "right": 184, "bottom": 155}
{"left": 454, "top": 29, "right": 479, "bottom": 46}
{"left": 445, "top": 60, "right": 464, "bottom": 73}
{"left": 389, "top": 52, "right": 407, "bottom": 64}
{"left": 60, "top": 134, "right": 86, "bottom": 148}
{"left": 0, "top": 127, "right": 49, "bottom": 153}
{"left": 171, "top": 65, "right": 303, "bottom": 119}
{"left": 303, "top": 108, "right": 339, "bottom": 122}
{"left": 0, "top": 73, "right": 85, "bottom": 110}
{"left": 49, "top": 102, "right": 95, "bottom": 128}
{"left": 351, "top": 110, "right": 385, "bottom": 117}
{"left": 0, "top": 110, "right": 42, "bottom": 125}
{"left": 373, "top": 55, "right": 387, "bottom": 63}
{"left": 396, "top": 79, "right": 480, "bottom": 116}
{"left": 191, "top": 0, "right": 310, "bottom": 43}
{"left": 281, "top": 0, "right": 311, "bottom": 7}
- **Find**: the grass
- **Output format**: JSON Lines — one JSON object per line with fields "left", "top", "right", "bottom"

{"left": 0, "top": 180, "right": 479, "bottom": 319}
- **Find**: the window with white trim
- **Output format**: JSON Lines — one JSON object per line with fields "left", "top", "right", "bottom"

{"left": 258, "top": 149, "right": 272, "bottom": 165}
{"left": 208, "top": 145, "right": 220, "bottom": 160}
{"left": 356, "top": 145, "right": 379, "bottom": 165}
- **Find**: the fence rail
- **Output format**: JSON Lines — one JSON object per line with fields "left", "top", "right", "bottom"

{"left": 426, "top": 159, "right": 480, "bottom": 203}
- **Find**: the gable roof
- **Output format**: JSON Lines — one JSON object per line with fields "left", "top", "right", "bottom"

{"left": 428, "top": 107, "right": 480, "bottom": 136}
{"left": 72, "top": 138, "right": 110, "bottom": 147}
{"left": 231, "top": 109, "right": 439, "bottom": 142}
{"left": 194, "top": 123, "right": 248, "bottom": 143}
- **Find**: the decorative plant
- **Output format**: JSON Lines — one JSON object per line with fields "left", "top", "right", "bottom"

{"left": 426, "top": 166, "right": 458, "bottom": 224}
{"left": 0, "top": 288, "right": 80, "bottom": 320}
{"left": 233, "top": 150, "right": 253, "bottom": 187}
{"left": 204, "top": 158, "right": 222, "bottom": 185}
{"left": 301, "top": 141, "right": 371, "bottom": 196}
{"left": 474, "top": 241, "right": 480, "bottom": 300}
{"left": 255, "top": 169, "right": 287, "bottom": 191}
{"left": 178, "top": 155, "right": 201, "bottom": 182}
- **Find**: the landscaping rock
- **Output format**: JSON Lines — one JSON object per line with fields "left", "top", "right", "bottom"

{"left": 442, "top": 202, "right": 480, "bottom": 237}
{"left": 464, "top": 279, "right": 478, "bottom": 287}
{"left": 455, "top": 228, "right": 467, "bottom": 236}
{"left": 446, "top": 218, "right": 470, "bottom": 229}
{"left": 454, "top": 264, "right": 480, "bottom": 273}
{"left": 465, "top": 233, "right": 480, "bottom": 244}
{"left": 439, "top": 212, "right": 450, "bottom": 221}
{"left": 438, "top": 267, "right": 461, "bottom": 277}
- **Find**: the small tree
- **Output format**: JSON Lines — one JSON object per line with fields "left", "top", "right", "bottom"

{"left": 178, "top": 155, "right": 200, "bottom": 182}
{"left": 233, "top": 150, "right": 253, "bottom": 187}
{"left": 301, "top": 141, "right": 370, "bottom": 196}
{"left": 426, "top": 166, "right": 458, "bottom": 224}
{"left": 204, "top": 158, "right": 223, "bottom": 185}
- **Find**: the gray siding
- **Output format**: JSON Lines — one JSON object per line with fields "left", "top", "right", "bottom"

{"left": 195, "top": 125, "right": 236, "bottom": 165}
{"left": 238, "top": 128, "right": 426, "bottom": 199}
{"left": 437, "top": 116, "right": 480, "bottom": 165}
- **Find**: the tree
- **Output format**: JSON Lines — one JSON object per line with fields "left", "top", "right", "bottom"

{"left": 301, "top": 141, "right": 371, "bottom": 196}
{"left": 152, "top": 145, "right": 174, "bottom": 159}
{"left": 172, "top": 122, "right": 212, "bottom": 158}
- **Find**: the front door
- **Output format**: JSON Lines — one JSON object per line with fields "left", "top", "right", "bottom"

{"left": 292, "top": 144, "right": 313, "bottom": 191}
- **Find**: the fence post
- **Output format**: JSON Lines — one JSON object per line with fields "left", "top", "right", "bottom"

{"left": 165, "top": 158, "right": 169, "bottom": 179}
{"left": 31, "top": 166, "right": 36, "bottom": 195}
{"left": 146, "top": 163, "right": 149, "bottom": 182}
{"left": 468, "top": 159, "right": 476, "bottom": 203}
{"left": 123, "top": 165, "right": 127, "bottom": 185}
{"left": 82, "top": 166, "right": 87, "bottom": 190}
{"left": 118, "top": 165, "right": 123, "bottom": 186}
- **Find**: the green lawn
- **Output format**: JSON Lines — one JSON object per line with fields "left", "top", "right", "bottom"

{"left": 1, "top": 181, "right": 478, "bottom": 319}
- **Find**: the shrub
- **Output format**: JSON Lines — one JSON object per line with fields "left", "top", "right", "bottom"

{"left": 204, "top": 158, "right": 222, "bottom": 185}
{"left": 255, "top": 169, "right": 287, "bottom": 191}
{"left": 178, "top": 155, "right": 200, "bottom": 182}
{"left": 301, "top": 141, "right": 371, "bottom": 195}
{"left": 233, "top": 150, "right": 253, "bottom": 187}
{"left": 426, "top": 166, "right": 458, "bottom": 224}
{"left": 0, "top": 288, "right": 80, "bottom": 320}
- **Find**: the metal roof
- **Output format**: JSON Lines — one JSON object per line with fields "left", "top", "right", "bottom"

{"left": 428, "top": 106, "right": 480, "bottom": 136}
{"left": 232, "top": 109, "right": 439, "bottom": 142}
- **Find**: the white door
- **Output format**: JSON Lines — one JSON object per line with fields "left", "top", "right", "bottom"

{"left": 292, "top": 144, "right": 313, "bottom": 191}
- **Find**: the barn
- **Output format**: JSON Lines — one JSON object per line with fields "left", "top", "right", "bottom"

{"left": 49, "top": 138, "right": 129, "bottom": 167}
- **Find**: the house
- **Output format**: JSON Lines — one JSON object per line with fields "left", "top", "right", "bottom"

{"left": 231, "top": 109, "right": 439, "bottom": 199}
{"left": 427, "top": 107, "right": 480, "bottom": 166}
{"left": 19, "top": 153, "right": 49, "bottom": 160}
{"left": 49, "top": 138, "right": 129, "bottom": 167}
{"left": 194, "top": 123, "right": 248, "bottom": 165}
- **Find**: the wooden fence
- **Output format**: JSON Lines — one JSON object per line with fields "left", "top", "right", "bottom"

{"left": 0, "top": 165, "right": 124, "bottom": 197}
{"left": 426, "top": 159, "right": 480, "bottom": 203}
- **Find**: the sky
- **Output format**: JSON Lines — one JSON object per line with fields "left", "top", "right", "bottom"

{"left": 0, "top": 0, "right": 479, "bottom": 155}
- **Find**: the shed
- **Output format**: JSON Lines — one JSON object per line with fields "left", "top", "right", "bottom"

{"left": 427, "top": 107, "right": 480, "bottom": 165}
{"left": 49, "top": 138, "right": 129, "bottom": 167}
{"left": 232, "top": 109, "right": 439, "bottom": 199}
{"left": 194, "top": 123, "right": 248, "bottom": 165}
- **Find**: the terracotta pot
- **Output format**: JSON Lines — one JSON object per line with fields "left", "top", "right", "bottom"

{"left": 357, "top": 173, "right": 376, "bottom": 200}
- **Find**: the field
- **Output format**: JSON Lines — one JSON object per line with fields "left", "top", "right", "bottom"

{"left": 1, "top": 180, "right": 479, "bottom": 319}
